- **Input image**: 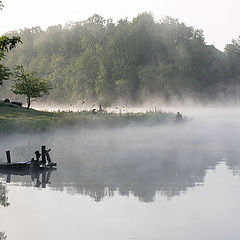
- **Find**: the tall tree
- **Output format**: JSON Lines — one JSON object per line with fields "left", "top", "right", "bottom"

{"left": 11, "top": 65, "right": 51, "bottom": 108}
{"left": 2, "top": 13, "right": 232, "bottom": 103}
{"left": 225, "top": 38, "right": 240, "bottom": 77}
{"left": 0, "top": 1, "right": 22, "bottom": 85}
{"left": 0, "top": 36, "right": 22, "bottom": 85}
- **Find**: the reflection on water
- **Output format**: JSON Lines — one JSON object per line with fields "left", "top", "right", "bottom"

{"left": 0, "top": 182, "right": 9, "bottom": 207}
{"left": 0, "top": 233, "right": 7, "bottom": 240}
{"left": 1, "top": 111, "right": 240, "bottom": 239}
{"left": 1, "top": 170, "right": 54, "bottom": 189}
{"left": 0, "top": 133, "right": 220, "bottom": 202}
{"left": 1, "top": 161, "right": 240, "bottom": 240}
{"left": 1, "top": 116, "right": 240, "bottom": 202}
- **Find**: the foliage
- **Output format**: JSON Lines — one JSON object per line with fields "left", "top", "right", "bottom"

{"left": 0, "top": 36, "right": 22, "bottom": 60}
{"left": 11, "top": 65, "right": 51, "bottom": 108}
{"left": 0, "top": 36, "right": 22, "bottom": 85}
{"left": 0, "top": 1, "right": 22, "bottom": 86}
{"left": 225, "top": 38, "right": 240, "bottom": 77}
{"left": 1, "top": 13, "right": 240, "bottom": 103}
{"left": 0, "top": 1, "right": 3, "bottom": 10}
{"left": 0, "top": 101, "right": 174, "bottom": 134}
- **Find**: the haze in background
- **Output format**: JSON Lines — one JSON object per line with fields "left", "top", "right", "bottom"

{"left": 1, "top": 107, "right": 240, "bottom": 239}
{"left": 0, "top": 0, "right": 239, "bottom": 50}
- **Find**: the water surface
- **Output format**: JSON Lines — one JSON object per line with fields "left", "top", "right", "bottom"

{"left": 1, "top": 109, "right": 240, "bottom": 240}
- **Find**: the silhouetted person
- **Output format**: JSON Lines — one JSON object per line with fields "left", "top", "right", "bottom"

{"left": 34, "top": 151, "right": 41, "bottom": 162}
{"left": 45, "top": 148, "right": 52, "bottom": 163}
{"left": 92, "top": 108, "right": 97, "bottom": 114}
{"left": 176, "top": 112, "right": 183, "bottom": 122}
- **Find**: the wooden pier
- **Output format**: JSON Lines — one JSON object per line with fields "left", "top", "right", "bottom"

{"left": 0, "top": 145, "right": 57, "bottom": 172}
{"left": 0, "top": 146, "right": 57, "bottom": 187}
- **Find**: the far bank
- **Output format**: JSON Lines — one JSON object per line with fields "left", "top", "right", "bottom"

{"left": 0, "top": 101, "right": 176, "bottom": 135}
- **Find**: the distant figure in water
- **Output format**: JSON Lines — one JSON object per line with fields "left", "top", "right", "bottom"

{"left": 176, "top": 112, "right": 183, "bottom": 122}
{"left": 92, "top": 108, "right": 97, "bottom": 114}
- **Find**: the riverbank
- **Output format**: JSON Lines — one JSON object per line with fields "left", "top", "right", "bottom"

{"left": 0, "top": 101, "right": 175, "bottom": 134}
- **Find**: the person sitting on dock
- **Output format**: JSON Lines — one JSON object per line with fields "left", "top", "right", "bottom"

{"left": 35, "top": 151, "right": 41, "bottom": 162}
{"left": 176, "top": 112, "right": 183, "bottom": 122}
{"left": 45, "top": 148, "right": 52, "bottom": 163}
{"left": 92, "top": 108, "right": 97, "bottom": 114}
{"left": 30, "top": 157, "right": 40, "bottom": 170}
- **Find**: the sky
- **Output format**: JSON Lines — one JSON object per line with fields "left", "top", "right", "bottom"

{"left": 0, "top": 0, "right": 239, "bottom": 51}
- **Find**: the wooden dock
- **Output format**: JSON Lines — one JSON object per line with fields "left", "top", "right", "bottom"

{"left": 0, "top": 146, "right": 57, "bottom": 172}
{"left": 0, "top": 146, "right": 57, "bottom": 187}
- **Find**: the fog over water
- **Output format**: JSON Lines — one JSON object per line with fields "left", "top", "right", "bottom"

{"left": 1, "top": 107, "right": 240, "bottom": 239}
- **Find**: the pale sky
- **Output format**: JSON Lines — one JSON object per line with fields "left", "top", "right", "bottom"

{"left": 0, "top": 0, "right": 239, "bottom": 51}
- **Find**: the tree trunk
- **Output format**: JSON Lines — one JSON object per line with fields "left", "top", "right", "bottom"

{"left": 27, "top": 97, "right": 31, "bottom": 109}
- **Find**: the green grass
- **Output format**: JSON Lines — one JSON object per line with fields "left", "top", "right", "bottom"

{"left": 0, "top": 101, "right": 175, "bottom": 134}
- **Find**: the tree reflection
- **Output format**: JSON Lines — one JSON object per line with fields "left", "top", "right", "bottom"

{"left": 48, "top": 149, "right": 220, "bottom": 202}
{"left": 0, "top": 145, "right": 222, "bottom": 203}
{"left": 3, "top": 129, "right": 240, "bottom": 203}
{"left": 0, "top": 183, "right": 9, "bottom": 207}
{"left": 0, "top": 146, "right": 225, "bottom": 203}
{"left": 0, "top": 232, "right": 7, "bottom": 240}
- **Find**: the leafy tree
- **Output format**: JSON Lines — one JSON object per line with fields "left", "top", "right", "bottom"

{"left": 0, "top": 36, "right": 22, "bottom": 85}
{"left": 1, "top": 13, "right": 235, "bottom": 103}
{"left": 225, "top": 38, "right": 240, "bottom": 78}
{"left": 0, "top": 1, "right": 22, "bottom": 86}
{"left": 11, "top": 65, "right": 51, "bottom": 108}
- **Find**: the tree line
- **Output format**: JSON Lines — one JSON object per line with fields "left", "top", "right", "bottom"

{"left": 1, "top": 12, "right": 240, "bottom": 105}
{"left": 0, "top": 1, "right": 50, "bottom": 108}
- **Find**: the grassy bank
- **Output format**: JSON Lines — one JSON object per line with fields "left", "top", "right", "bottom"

{"left": 0, "top": 101, "right": 175, "bottom": 134}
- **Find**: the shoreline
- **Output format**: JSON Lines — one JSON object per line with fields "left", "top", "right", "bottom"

{"left": 0, "top": 102, "right": 175, "bottom": 135}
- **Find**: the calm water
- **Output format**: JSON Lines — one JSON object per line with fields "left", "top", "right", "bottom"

{"left": 1, "top": 109, "right": 240, "bottom": 240}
